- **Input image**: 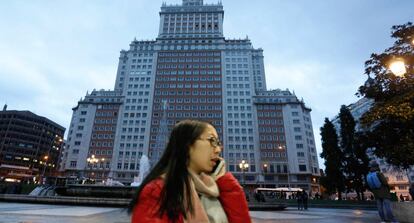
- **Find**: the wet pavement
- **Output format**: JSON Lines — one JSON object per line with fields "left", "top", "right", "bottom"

{"left": 0, "top": 202, "right": 380, "bottom": 223}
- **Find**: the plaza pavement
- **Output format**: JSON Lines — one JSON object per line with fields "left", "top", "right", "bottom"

{"left": 0, "top": 202, "right": 380, "bottom": 223}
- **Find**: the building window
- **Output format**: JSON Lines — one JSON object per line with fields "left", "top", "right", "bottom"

{"left": 70, "top": 161, "right": 77, "bottom": 168}
{"left": 299, "top": 165, "right": 307, "bottom": 172}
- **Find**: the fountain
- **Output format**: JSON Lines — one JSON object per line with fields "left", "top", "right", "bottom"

{"left": 131, "top": 155, "right": 150, "bottom": 187}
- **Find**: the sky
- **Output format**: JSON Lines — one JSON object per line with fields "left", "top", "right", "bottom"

{"left": 1, "top": 0, "right": 412, "bottom": 169}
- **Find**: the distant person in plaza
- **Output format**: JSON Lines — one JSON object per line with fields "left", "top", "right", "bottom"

{"left": 399, "top": 194, "right": 404, "bottom": 202}
{"left": 366, "top": 161, "right": 398, "bottom": 223}
{"left": 409, "top": 184, "right": 414, "bottom": 201}
{"left": 302, "top": 190, "right": 309, "bottom": 210}
{"left": 128, "top": 120, "right": 251, "bottom": 223}
{"left": 297, "top": 191, "right": 303, "bottom": 210}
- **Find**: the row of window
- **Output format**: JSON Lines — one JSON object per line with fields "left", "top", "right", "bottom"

{"left": 157, "top": 70, "right": 221, "bottom": 75}
{"left": 94, "top": 119, "right": 117, "bottom": 124}
{"left": 226, "top": 91, "right": 251, "bottom": 96}
{"left": 227, "top": 120, "right": 253, "bottom": 126}
{"left": 227, "top": 136, "right": 253, "bottom": 142}
{"left": 158, "top": 57, "right": 220, "bottom": 63}
{"left": 119, "top": 135, "right": 145, "bottom": 141}
{"left": 227, "top": 113, "right": 252, "bottom": 119}
{"left": 156, "top": 76, "right": 221, "bottom": 81}
{"left": 227, "top": 144, "right": 255, "bottom": 150}
{"left": 123, "top": 113, "right": 148, "bottom": 118}
{"left": 127, "top": 84, "right": 151, "bottom": 89}
{"left": 226, "top": 84, "right": 250, "bottom": 89}
{"left": 122, "top": 120, "right": 147, "bottom": 125}
{"left": 131, "top": 58, "right": 153, "bottom": 63}
{"left": 124, "top": 105, "right": 148, "bottom": 111}
{"left": 156, "top": 83, "right": 221, "bottom": 89}
{"left": 257, "top": 119, "right": 283, "bottom": 125}
{"left": 258, "top": 127, "right": 284, "bottom": 133}
{"left": 154, "top": 90, "right": 222, "bottom": 96}
{"left": 125, "top": 98, "right": 149, "bottom": 104}
{"left": 225, "top": 64, "right": 249, "bottom": 69}
{"left": 119, "top": 143, "right": 144, "bottom": 148}
{"left": 157, "top": 64, "right": 220, "bottom": 69}
{"left": 227, "top": 128, "right": 253, "bottom": 134}
{"left": 153, "top": 112, "right": 222, "bottom": 118}
{"left": 126, "top": 91, "right": 150, "bottom": 96}
{"left": 158, "top": 52, "right": 220, "bottom": 57}
{"left": 91, "top": 134, "right": 115, "bottom": 139}
{"left": 225, "top": 70, "right": 250, "bottom": 75}
{"left": 226, "top": 106, "right": 252, "bottom": 111}
{"left": 130, "top": 65, "right": 152, "bottom": 69}
{"left": 259, "top": 135, "right": 285, "bottom": 141}
{"left": 155, "top": 105, "right": 222, "bottom": 111}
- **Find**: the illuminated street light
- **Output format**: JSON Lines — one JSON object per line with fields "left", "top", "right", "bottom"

{"left": 389, "top": 59, "right": 406, "bottom": 77}
{"left": 239, "top": 159, "right": 249, "bottom": 187}
{"left": 86, "top": 155, "right": 106, "bottom": 182}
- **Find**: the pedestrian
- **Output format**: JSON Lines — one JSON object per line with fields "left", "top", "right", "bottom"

{"left": 128, "top": 120, "right": 251, "bottom": 223}
{"left": 302, "top": 190, "right": 309, "bottom": 210}
{"left": 399, "top": 194, "right": 404, "bottom": 202}
{"left": 297, "top": 191, "right": 303, "bottom": 210}
{"left": 366, "top": 161, "right": 398, "bottom": 223}
{"left": 409, "top": 184, "right": 414, "bottom": 201}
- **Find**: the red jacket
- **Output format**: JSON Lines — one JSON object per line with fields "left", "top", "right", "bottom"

{"left": 131, "top": 172, "right": 251, "bottom": 223}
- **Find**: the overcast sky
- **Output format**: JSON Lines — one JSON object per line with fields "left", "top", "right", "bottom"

{"left": 1, "top": 0, "right": 412, "bottom": 169}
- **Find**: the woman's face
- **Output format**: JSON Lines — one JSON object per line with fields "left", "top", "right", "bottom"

{"left": 188, "top": 124, "right": 222, "bottom": 174}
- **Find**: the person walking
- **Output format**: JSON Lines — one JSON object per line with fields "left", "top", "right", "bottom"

{"left": 399, "top": 194, "right": 404, "bottom": 202}
{"left": 302, "top": 190, "right": 309, "bottom": 210}
{"left": 409, "top": 184, "right": 414, "bottom": 201}
{"left": 366, "top": 161, "right": 398, "bottom": 223}
{"left": 128, "top": 120, "right": 251, "bottom": 223}
{"left": 297, "top": 191, "right": 303, "bottom": 210}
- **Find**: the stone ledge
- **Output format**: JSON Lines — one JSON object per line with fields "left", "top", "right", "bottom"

{"left": 0, "top": 194, "right": 129, "bottom": 207}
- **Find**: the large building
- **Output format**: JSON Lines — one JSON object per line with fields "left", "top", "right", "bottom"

{"left": 63, "top": 0, "right": 320, "bottom": 192}
{"left": 332, "top": 97, "right": 414, "bottom": 200}
{"left": 0, "top": 106, "right": 65, "bottom": 183}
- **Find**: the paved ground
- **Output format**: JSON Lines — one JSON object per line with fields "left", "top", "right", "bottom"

{"left": 0, "top": 202, "right": 380, "bottom": 223}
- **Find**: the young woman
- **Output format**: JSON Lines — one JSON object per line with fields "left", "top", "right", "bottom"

{"left": 129, "top": 120, "right": 251, "bottom": 223}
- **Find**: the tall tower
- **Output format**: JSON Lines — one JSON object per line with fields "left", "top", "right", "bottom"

{"left": 64, "top": 0, "right": 321, "bottom": 193}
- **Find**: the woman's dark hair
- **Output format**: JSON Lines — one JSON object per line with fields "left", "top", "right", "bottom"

{"left": 128, "top": 119, "right": 210, "bottom": 222}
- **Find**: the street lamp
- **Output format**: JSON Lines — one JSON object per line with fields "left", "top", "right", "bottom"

{"left": 262, "top": 163, "right": 268, "bottom": 188}
{"left": 40, "top": 155, "right": 49, "bottom": 184}
{"left": 389, "top": 59, "right": 406, "bottom": 77}
{"left": 86, "top": 155, "right": 105, "bottom": 182}
{"left": 239, "top": 159, "right": 249, "bottom": 187}
{"left": 278, "top": 145, "right": 291, "bottom": 189}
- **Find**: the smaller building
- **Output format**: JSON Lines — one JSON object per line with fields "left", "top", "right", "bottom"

{"left": 0, "top": 106, "right": 65, "bottom": 183}
{"left": 62, "top": 90, "right": 123, "bottom": 183}
{"left": 253, "top": 89, "right": 320, "bottom": 194}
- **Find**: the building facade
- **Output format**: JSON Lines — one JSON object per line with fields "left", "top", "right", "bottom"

{"left": 63, "top": 0, "right": 320, "bottom": 192}
{"left": 61, "top": 90, "right": 123, "bottom": 182}
{"left": 0, "top": 107, "right": 65, "bottom": 183}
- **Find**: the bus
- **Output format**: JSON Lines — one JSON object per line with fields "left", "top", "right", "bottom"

{"left": 255, "top": 187, "right": 303, "bottom": 200}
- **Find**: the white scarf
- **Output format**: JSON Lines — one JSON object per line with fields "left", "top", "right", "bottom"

{"left": 187, "top": 171, "right": 229, "bottom": 223}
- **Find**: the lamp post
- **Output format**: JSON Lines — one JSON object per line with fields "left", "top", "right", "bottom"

{"left": 86, "top": 155, "right": 105, "bottom": 182}
{"left": 262, "top": 163, "right": 268, "bottom": 188}
{"left": 40, "top": 155, "right": 48, "bottom": 184}
{"left": 239, "top": 159, "right": 249, "bottom": 187}
{"left": 389, "top": 59, "right": 407, "bottom": 77}
{"left": 278, "top": 145, "right": 291, "bottom": 189}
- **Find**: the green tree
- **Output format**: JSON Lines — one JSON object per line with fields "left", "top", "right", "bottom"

{"left": 320, "top": 118, "right": 345, "bottom": 200}
{"left": 338, "top": 105, "right": 368, "bottom": 200}
{"left": 357, "top": 22, "right": 414, "bottom": 168}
